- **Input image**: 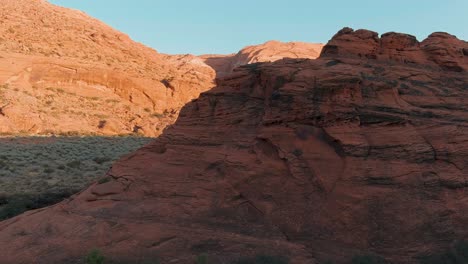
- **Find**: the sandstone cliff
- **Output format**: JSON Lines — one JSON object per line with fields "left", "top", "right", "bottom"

{"left": 0, "top": 0, "right": 327, "bottom": 137}
{"left": 201, "top": 41, "right": 324, "bottom": 77}
{"left": 0, "top": 0, "right": 215, "bottom": 136}
{"left": 0, "top": 28, "right": 466, "bottom": 263}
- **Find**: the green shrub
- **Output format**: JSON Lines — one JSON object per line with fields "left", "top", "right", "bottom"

{"left": 86, "top": 249, "right": 105, "bottom": 264}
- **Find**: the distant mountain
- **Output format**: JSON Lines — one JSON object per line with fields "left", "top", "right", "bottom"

{"left": 201, "top": 40, "right": 324, "bottom": 77}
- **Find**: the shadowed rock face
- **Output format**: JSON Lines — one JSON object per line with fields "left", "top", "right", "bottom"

{"left": 201, "top": 41, "right": 324, "bottom": 78}
{"left": 0, "top": 28, "right": 467, "bottom": 263}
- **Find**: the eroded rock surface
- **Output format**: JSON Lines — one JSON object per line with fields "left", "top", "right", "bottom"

{"left": 0, "top": 0, "right": 215, "bottom": 136}
{"left": 202, "top": 41, "right": 324, "bottom": 77}
{"left": 0, "top": 28, "right": 467, "bottom": 263}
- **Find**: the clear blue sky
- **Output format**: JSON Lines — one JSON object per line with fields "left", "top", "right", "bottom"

{"left": 50, "top": 0, "right": 468, "bottom": 55}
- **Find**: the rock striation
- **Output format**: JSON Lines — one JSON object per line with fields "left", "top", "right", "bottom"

{"left": 0, "top": 26, "right": 467, "bottom": 263}
{"left": 0, "top": 0, "right": 326, "bottom": 137}
{"left": 0, "top": 0, "right": 215, "bottom": 136}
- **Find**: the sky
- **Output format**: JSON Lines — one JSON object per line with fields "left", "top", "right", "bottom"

{"left": 49, "top": 0, "right": 468, "bottom": 55}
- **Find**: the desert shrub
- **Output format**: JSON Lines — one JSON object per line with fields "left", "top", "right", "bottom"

{"left": 0, "top": 160, "right": 8, "bottom": 169}
{"left": 0, "top": 136, "right": 152, "bottom": 219}
{"left": 86, "top": 249, "right": 105, "bottom": 264}
{"left": 67, "top": 160, "right": 82, "bottom": 169}
{"left": 93, "top": 157, "right": 111, "bottom": 165}
{"left": 43, "top": 167, "right": 54, "bottom": 174}
{"left": 232, "top": 255, "right": 289, "bottom": 264}
{"left": 43, "top": 165, "right": 55, "bottom": 174}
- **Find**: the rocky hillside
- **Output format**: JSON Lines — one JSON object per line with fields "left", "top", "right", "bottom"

{"left": 201, "top": 40, "right": 323, "bottom": 77}
{"left": 0, "top": 0, "right": 215, "bottom": 136}
{"left": 0, "top": 28, "right": 466, "bottom": 263}
{"left": 0, "top": 0, "right": 326, "bottom": 137}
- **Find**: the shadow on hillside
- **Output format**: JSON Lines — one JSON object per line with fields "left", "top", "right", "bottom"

{"left": 202, "top": 55, "right": 236, "bottom": 79}
{"left": 0, "top": 136, "right": 153, "bottom": 220}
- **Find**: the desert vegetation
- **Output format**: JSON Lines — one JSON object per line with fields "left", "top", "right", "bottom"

{"left": 0, "top": 136, "right": 152, "bottom": 220}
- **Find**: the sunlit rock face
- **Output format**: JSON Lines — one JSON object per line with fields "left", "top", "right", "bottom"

{"left": 0, "top": 0, "right": 215, "bottom": 137}
{"left": 201, "top": 40, "right": 324, "bottom": 77}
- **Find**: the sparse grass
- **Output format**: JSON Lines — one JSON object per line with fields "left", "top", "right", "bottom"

{"left": 0, "top": 136, "right": 152, "bottom": 220}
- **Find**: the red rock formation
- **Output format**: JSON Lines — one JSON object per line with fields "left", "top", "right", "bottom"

{"left": 0, "top": 0, "right": 326, "bottom": 137}
{"left": 202, "top": 41, "right": 324, "bottom": 77}
{"left": 321, "top": 27, "right": 467, "bottom": 72}
{"left": 0, "top": 0, "right": 215, "bottom": 136}
{"left": 0, "top": 28, "right": 467, "bottom": 263}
